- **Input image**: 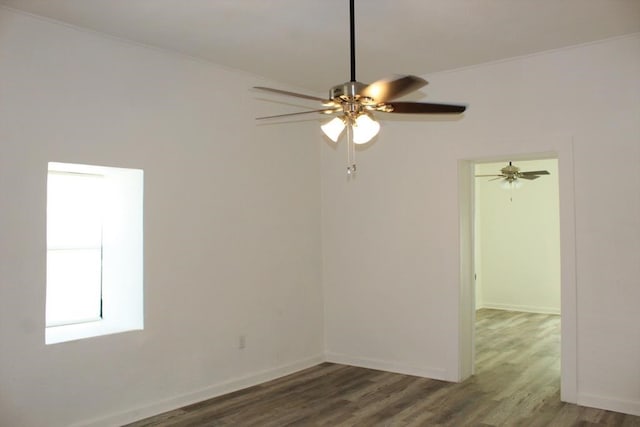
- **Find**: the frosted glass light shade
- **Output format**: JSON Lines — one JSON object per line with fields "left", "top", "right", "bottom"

{"left": 321, "top": 117, "right": 346, "bottom": 142}
{"left": 501, "top": 179, "right": 523, "bottom": 189}
{"left": 353, "top": 114, "right": 380, "bottom": 144}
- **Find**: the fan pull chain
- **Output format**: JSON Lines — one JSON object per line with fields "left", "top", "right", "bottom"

{"left": 346, "top": 123, "right": 356, "bottom": 175}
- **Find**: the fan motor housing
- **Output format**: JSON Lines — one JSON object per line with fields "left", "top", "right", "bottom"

{"left": 501, "top": 165, "right": 519, "bottom": 175}
{"left": 330, "top": 81, "right": 368, "bottom": 102}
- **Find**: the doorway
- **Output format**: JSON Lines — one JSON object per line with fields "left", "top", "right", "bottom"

{"left": 473, "top": 158, "right": 562, "bottom": 406}
{"left": 457, "top": 143, "right": 577, "bottom": 403}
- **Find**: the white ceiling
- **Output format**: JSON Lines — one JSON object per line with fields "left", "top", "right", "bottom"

{"left": 2, "top": 0, "right": 639, "bottom": 94}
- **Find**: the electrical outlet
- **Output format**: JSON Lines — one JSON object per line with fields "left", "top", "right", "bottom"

{"left": 238, "top": 335, "right": 246, "bottom": 350}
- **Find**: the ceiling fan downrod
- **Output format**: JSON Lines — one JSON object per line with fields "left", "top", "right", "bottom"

{"left": 350, "top": 0, "right": 356, "bottom": 82}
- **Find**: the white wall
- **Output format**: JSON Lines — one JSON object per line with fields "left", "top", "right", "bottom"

{"left": 322, "top": 33, "right": 640, "bottom": 415}
{"left": 475, "top": 159, "right": 561, "bottom": 314}
{"left": 0, "top": 9, "right": 324, "bottom": 427}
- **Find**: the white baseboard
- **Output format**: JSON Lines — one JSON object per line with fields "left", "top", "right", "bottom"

{"left": 578, "top": 393, "right": 640, "bottom": 417}
{"left": 578, "top": 393, "right": 640, "bottom": 416}
{"left": 71, "top": 354, "right": 325, "bottom": 427}
{"left": 478, "top": 302, "right": 560, "bottom": 315}
{"left": 325, "top": 352, "right": 450, "bottom": 382}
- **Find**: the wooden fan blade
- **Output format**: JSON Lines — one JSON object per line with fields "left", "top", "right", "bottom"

{"left": 256, "top": 109, "right": 338, "bottom": 120}
{"left": 489, "top": 177, "right": 505, "bottom": 181}
{"left": 360, "top": 75, "right": 427, "bottom": 102}
{"left": 475, "top": 174, "right": 504, "bottom": 177}
{"left": 518, "top": 175, "right": 540, "bottom": 180}
{"left": 382, "top": 102, "right": 466, "bottom": 114}
{"left": 253, "top": 86, "right": 328, "bottom": 103}
{"left": 520, "top": 170, "right": 550, "bottom": 175}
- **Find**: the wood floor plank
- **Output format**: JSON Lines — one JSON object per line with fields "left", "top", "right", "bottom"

{"left": 125, "top": 309, "right": 640, "bottom": 426}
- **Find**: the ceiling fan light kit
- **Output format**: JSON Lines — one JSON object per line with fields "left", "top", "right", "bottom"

{"left": 501, "top": 179, "right": 523, "bottom": 190}
{"left": 254, "top": 0, "right": 467, "bottom": 175}
{"left": 320, "top": 113, "right": 379, "bottom": 145}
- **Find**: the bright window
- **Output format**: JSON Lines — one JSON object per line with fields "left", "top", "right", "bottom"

{"left": 47, "top": 171, "right": 104, "bottom": 326}
{"left": 46, "top": 162, "right": 144, "bottom": 344}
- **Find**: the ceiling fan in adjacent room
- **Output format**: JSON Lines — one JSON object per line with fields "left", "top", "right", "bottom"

{"left": 475, "top": 161, "right": 550, "bottom": 189}
{"left": 253, "top": 0, "right": 467, "bottom": 175}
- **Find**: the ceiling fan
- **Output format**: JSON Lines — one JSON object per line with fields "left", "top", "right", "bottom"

{"left": 476, "top": 161, "right": 550, "bottom": 188}
{"left": 253, "top": 0, "right": 467, "bottom": 175}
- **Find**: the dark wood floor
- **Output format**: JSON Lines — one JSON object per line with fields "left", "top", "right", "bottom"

{"left": 126, "top": 309, "right": 640, "bottom": 426}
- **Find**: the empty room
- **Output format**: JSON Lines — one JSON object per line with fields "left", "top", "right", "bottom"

{"left": 1, "top": 1, "right": 639, "bottom": 426}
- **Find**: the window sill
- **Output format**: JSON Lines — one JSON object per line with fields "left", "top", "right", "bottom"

{"left": 45, "top": 318, "right": 143, "bottom": 344}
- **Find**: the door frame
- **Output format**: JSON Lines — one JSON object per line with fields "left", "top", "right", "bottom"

{"left": 457, "top": 135, "right": 577, "bottom": 403}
